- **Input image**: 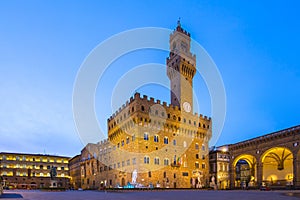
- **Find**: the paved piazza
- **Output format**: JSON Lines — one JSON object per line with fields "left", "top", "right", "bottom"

{"left": 1, "top": 190, "right": 300, "bottom": 200}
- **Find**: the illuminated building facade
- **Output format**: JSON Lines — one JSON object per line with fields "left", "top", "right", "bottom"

{"left": 69, "top": 154, "right": 81, "bottom": 189}
{"left": 228, "top": 125, "right": 300, "bottom": 189}
{"left": 74, "top": 22, "right": 212, "bottom": 189}
{"left": 0, "top": 152, "right": 70, "bottom": 189}
{"left": 209, "top": 146, "right": 230, "bottom": 189}
{"left": 209, "top": 126, "right": 300, "bottom": 190}
{"left": 0, "top": 176, "right": 2, "bottom": 195}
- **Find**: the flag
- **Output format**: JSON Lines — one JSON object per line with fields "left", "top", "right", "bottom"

{"left": 177, "top": 157, "right": 181, "bottom": 165}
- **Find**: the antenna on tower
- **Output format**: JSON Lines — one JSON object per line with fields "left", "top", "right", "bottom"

{"left": 177, "top": 17, "right": 181, "bottom": 27}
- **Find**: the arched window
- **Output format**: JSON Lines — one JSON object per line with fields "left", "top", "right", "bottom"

{"left": 183, "top": 141, "right": 187, "bottom": 148}
{"left": 144, "top": 156, "right": 150, "bottom": 164}
{"left": 195, "top": 162, "right": 199, "bottom": 168}
{"left": 141, "top": 106, "right": 145, "bottom": 111}
{"left": 164, "top": 158, "right": 169, "bottom": 166}
{"left": 144, "top": 132, "right": 149, "bottom": 141}
{"left": 164, "top": 137, "right": 169, "bottom": 144}
{"left": 154, "top": 157, "right": 160, "bottom": 165}
{"left": 154, "top": 135, "right": 159, "bottom": 142}
{"left": 195, "top": 143, "right": 199, "bottom": 150}
{"left": 126, "top": 137, "right": 130, "bottom": 144}
{"left": 173, "top": 139, "right": 176, "bottom": 146}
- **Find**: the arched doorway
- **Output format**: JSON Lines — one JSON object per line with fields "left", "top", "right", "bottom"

{"left": 121, "top": 178, "right": 125, "bottom": 187}
{"left": 233, "top": 154, "right": 257, "bottom": 188}
{"left": 30, "top": 182, "right": 37, "bottom": 189}
{"left": 261, "top": 147, "right": 293, "bottom": 188}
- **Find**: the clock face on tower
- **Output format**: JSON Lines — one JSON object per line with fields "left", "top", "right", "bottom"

{"left": 183, "top": 102, "right": 191, "bottom": 113}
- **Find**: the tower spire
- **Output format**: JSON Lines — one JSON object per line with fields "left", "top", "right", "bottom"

{"left": 177, "top": 17, "right": 181, "bottom": 28}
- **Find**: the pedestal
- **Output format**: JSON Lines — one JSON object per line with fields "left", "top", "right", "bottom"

{"left": 50, "top": 180, "right": 58, "bottom": 188}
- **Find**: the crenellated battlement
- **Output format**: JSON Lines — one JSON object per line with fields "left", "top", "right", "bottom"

{"left": 108, "top": 92, "right": 211, "bottom": 124}
{"left": 167, "top": 51, "right": 196, "bottom": 66}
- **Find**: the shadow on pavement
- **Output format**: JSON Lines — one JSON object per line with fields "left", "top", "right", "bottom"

{"left": 0, "top": 193, "right": 23, "bottom": 198}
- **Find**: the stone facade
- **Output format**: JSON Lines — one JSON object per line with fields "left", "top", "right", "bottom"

{"left": 0, "top": 152, "right": 70, "bottom": 189}
{"left": 69, "top": 155, "right": 81, "bottom": 189}
{"left": 0, "top": 176, "right": 2, "bottom": 195}
{"left": 74, "top": 22, "right": 212, "bottom": 189}
{"left": 228, "top": 125, "right": 300, "bottom": 189}
{"left": 208, "top": 125, "right": 300, "bottom": 190}
{"left": 209, "top": 146, "right": 230, "bottom": 189}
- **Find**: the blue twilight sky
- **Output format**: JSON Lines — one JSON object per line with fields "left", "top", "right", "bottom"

{"left": 0, "top": 1, "right": 299, "bottom": 157}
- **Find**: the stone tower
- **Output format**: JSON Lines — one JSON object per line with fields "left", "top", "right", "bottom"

{"left": 167, "top": 19, "right": 196, "bottom": 113}
{"left": 75, "top": 21, "right": 212, "bottom": 190}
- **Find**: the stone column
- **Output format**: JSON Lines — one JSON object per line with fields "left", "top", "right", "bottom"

{"left": 257, "top": 161, "right": 263, "bottom": 188}
{"left": 293, "top": 152, "right": 298, "bottom": 189}
{"left": 229, "top": 162, "right": 235, "bottom": 189}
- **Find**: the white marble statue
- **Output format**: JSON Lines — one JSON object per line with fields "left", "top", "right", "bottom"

{"left": 197, "top": 176, "right": 202, "bottom": 188}
{"left": 211, "top": 176, "right": 215, "bottom": 183}
{"left": 211, "top": 176, "right": 217, "bottom": 190}
{"left": 132, "top": 169, "right": 137, "bottom": 184}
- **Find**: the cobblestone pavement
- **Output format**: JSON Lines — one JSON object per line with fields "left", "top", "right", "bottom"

{"left": 1, "top": 190, "right": 300, "bottom": 200}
